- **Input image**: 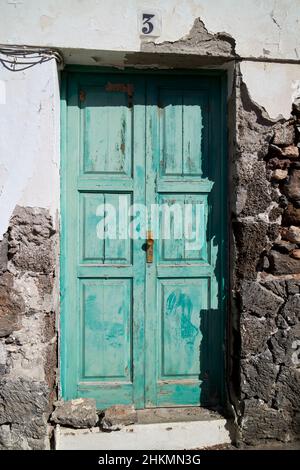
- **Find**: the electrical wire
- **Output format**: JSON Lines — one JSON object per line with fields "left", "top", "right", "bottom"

{"left": 0, "top": 45, "right": 63, "bottom": 71}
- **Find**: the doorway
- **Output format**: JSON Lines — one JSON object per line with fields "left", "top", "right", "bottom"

{"left": 61, "top": 70, "right": 227, "bottom": 409}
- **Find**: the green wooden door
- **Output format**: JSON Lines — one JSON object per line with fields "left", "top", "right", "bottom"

{"left": 61, "top": 71, "right": 226, "bottom": 409}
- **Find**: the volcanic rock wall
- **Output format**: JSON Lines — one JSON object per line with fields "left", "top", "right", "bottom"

{"left": 232, "top": 70, "right": 300, "bottom": 444}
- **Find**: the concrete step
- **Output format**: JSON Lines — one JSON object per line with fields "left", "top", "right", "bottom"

{"left": 56, "top": 418, "right": 232, "bottom": 450}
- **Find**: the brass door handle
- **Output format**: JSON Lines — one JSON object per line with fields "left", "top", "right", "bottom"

{"left": 146, "top": 230, "right": 154, "bottom": 263}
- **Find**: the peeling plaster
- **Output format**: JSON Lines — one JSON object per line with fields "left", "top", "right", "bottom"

{"left": 140, "top": 18, "right": 236, "bottom": 57}
{"left": 240, "top": 61, "right": 300, "bottom": 120}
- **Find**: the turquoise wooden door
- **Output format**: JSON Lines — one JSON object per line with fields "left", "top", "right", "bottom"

{"left": 61, "top": 71, "right": 226, "bottom": 409}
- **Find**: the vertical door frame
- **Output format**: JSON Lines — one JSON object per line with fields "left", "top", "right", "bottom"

{"left": 60, "top": 67, "right": 228, "bottom": 407}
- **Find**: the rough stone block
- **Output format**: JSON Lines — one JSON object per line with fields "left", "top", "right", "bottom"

{"left": 272, "top": 239, "right": 296, "bottom": 254}
{"left": 282, "top": 225, "right": 300, "bottom": 243}
{"left": 269, "top": 144, "right": 299, "bottom": 159}
{"left": 268, "top": 250, "right": 300, "bottom": 275}
{"left": 233, "top": 220, "right": 269, "bottom": 280}
{"left": 286, "top": 279, "right": 300, "bottom": 295}
{"left": 101, "top": 405, "right": 137, "bottom": 431}
{"left": 237, "top": 159, "right": 273, "bottom": 217}
{"left": 0, "top": 424, "right": 12, "bottom": 449}
{"left": 275, "top": 367, "right": 300, "bottom": 411}
{"left": 282, "top": 169, "right": 300, "bottom": 204}
{"left": 8, "top": 206, "right": 55, "bottom": 274}
{"left": 267, "top": 157, "right": 291, "bottom": 170}
{"left": 0, "top": 272, "right": 24, "bottom": 337}
{"left": 269, "top": 205, "right": 284, "bottom": 222}
{"left": 51, "top": 398, "right": 98, "bottom": 429}
{"left": 272, "top": 169, "right": 288, "bottom": 181}
{"left": 241, "top": 315, "right": 276, "bottom": 357}
{"left": 283, "top": 203, "right": 300, "bottom": 226}
{"left": 281, "top": 145, "right": 299, "bottom": 159}
{"left": 269, "top": 323, "right": 300, "bottom": 367}
{"left": 290, "top": 249, "right": 300, "bottom": 259}
{"left": 262, "top": 279, "right": 287, "bottom": 299}
{"left": 273, "top": 123, "right": 295, "bottom": 146}
{"left": 0, "top": 377, "right": 50, "bottom": 449}
{"left": 240, "top": 281, "right": 284, "bottom": 317}
{"left": 242, "top": 399, "right": 292, "bottom": 444}
{"left": 292, "top": 412, "right": 300, "bottom": 436}
{"left": 267, "top": 223, "right": 281, "bottom": 242}
{"left": 241, "top": 351, "right": 277, "bottom": 402}
{"left": 281, "top": 295, "right": 300, "bottom": 325}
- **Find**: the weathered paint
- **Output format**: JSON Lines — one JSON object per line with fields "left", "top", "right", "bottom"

{"left": 62, "top": 71, "right": 146, "bottom": 408}
{"left": 61, "top": 69, "right": 227, "bottom": 409}
{"left": 145, "top": 75, "right": 226, "bottom": 407}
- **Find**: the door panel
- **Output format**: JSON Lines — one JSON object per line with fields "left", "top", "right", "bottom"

{"left": 145, "top": 77, "right": 225, "bottom": 407}
{"left": 158, "top": 194, "right": 207, "bottom": 263}
{"left": 158, "top": 89, "right": 208, "bottom": 177}
{"left": 80, "top": 278, "right": 132, "bottom": 380}
{"left": 62, "top": 71, "right": 226, "bottom": 409}
{"left": 159, "top": 279, "right": 208, "bottom": 377}
{"left": 63, "top": 74, "right": 146, "bottom": 408}
{"left": 81, "top": 86, "right": 132, "bottom": 176}
{"left": 156, "top": 278, "right": 208, "bottom": 406}
{"left": 80, "top": 192, "right": 132, "bottom": 264}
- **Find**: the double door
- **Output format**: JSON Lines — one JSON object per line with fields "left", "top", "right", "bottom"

{"left": 61, "top": 71, "right": 226, "bottom": 409}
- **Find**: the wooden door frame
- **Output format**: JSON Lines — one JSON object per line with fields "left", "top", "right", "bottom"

{"left": 60, "top": 67, "right": 228, "bottom": 407}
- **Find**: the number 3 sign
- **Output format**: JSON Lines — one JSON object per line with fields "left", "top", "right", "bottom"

{"left": 139, "top": 10, "right": 161, "bottom": 37}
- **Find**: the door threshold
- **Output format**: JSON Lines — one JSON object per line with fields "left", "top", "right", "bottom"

{"left": 56, "top": 417, "right": 232, "bottom": 450}
{"left": 136, "top": 407, "right": 224, "bottom": 425}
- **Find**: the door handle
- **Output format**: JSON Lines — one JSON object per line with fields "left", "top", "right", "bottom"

{"left": 146, "top": 230, "right": 154, "bottom": 263}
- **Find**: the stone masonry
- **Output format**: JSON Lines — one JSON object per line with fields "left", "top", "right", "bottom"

{"left": 0, "top": 206, "right": 57, "bottom": 449}
{"left": 232, "top": 69, "right": 300, "bottom": 444}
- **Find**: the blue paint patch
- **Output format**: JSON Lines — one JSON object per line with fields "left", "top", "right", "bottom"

{"left": 166, "top": 290, "right": 199, "bottom": 345}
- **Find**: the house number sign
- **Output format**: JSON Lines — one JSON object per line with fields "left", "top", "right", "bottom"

{"left": 139, "top": 10, "right": 161, "bottom": 37}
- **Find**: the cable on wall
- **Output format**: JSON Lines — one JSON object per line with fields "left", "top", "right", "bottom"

{"left": 0, "top": 45, "right": 64, "bottom": 71}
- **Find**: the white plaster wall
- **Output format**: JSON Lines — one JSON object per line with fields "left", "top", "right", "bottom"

{"left": 0, "top": 59, "right": 60, "bottom": 237}
{"left": 0, "top": 0, "right": 299, "bottom": 60}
